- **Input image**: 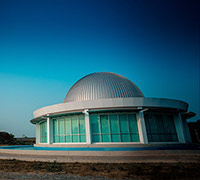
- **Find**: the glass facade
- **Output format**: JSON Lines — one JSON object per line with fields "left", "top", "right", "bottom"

{"left": 90, "top": 113, "right": 140, "bottom": 143}
{"left": 40, "top": 121, "right": 47, "bottom": 143}
{"left": 53, "top": 114, "right": 86, "bottom": 143}
{"left": 144, "top": 114, "right": 178, "bottom": 142}
{"left": 39, "top": 112, "right": 180, "bottom": 144}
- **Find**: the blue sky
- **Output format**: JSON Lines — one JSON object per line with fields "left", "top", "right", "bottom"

{"left": 0, "top": 0, "right": 199, "bottom": 137}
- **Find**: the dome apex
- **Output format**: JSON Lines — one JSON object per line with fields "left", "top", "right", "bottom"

{"left": 64, "top": 72, "right": 144, "bottom": 103}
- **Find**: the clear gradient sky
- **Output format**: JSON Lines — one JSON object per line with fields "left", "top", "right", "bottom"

{"left": 0, "top": 0, "right": 199, "bottom": 137}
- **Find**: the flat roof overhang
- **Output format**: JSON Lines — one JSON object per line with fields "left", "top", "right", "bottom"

{"left": 30, "top": 107, "right": 140, "bottom": 124}
{"left": 30, "top": 97, "right": 189, "bottom": 124}
{"left": 181, "top": 111, "right": 196, "bottom": 119}
{"left": 30, "top": 106, "right": 184, "bottom": 124}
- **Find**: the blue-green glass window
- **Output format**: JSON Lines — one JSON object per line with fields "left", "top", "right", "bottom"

{"left": 53, "top": 114, "right": 86, "bottom": 143}
{"left": 150, "top": 115, "right": 159, "bottom": 142}
{"left": 119, "top": 115, "right": 129, "bottom": 133}
{"left": 53, "top": 119, "right": 59, "bottom": 143}
{"left": 59, "top": 119, "right": 65, "bottom": 142}
{"left": 90, "top": 115, "right": 101, "bottom": 142}
{"left": 90, "top": 113, "right": 139, "bottom": 143}
{"left": 79, "top": 115, "right": 86, "bottom": 142}
{"left": 119, "top": 114, "right": 131, "bottom": 142}
{"left": 79, "top": 115, "right": 85, "bottom": 134}
{"left": 65, "top": 117, "right": 71, "bottom": 135}
{"left": 110, "top": 115, "right": 119, "bottom": 133}
{"left": 90, "top": 115, "right": 100, "bottom": 134}
{"left": 72, "top": 116, "right": 78, "bottom": 134}
{"left": 144, "top": 114, "right": 178, "bottom": 142}
{"left": 40, "top": 121, "right": 47, "bottom": 143}
{"left": 128, "top": 114, "right": 140, "bottom": 142}
{"left": 110, "top": 115, "right": 120, "bottom": 142}
{"left": 100, "top": 115, "right": 111, "bottom": 142}
{"left": 101, "top": 115, "right": 110, "bottom": 134}
{"left": 166, "top": 115, "right": 178, "bottom": 141}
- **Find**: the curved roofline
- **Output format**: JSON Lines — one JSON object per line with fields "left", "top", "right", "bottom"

{"left": 32, "top": 97, "right": 188, "bottom": 121}
{"left": 64, "top": 72, "right": 144, "bottom": 103}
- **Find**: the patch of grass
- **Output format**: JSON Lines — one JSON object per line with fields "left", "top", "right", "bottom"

{"left": 45, "top": 162, "right": 63, "bottom": 172}
{"left": 0, "top": 160, "right": 200, "bottom": 179}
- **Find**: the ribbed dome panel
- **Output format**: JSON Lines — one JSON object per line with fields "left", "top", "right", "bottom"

{"left": 64, "top": 72, "right": 144, "bottom": 103}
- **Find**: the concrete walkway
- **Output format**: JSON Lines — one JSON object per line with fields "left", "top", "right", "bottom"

{"left": 0, "top": 150, "right": 200, "bottom": 163}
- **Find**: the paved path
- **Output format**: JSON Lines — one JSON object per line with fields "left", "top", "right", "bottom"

{"left": 0, "top": 150, "right": 200, "bottom": 163}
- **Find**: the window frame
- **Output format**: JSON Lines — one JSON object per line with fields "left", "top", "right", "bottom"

{"left": 90, "top": 112, "right": 140, "bottom": 144}
{"left": 39, "top": 120, "right": 47, "bottom": 143}
{"left": 53, "top": 114, "right": 86, "bottom": 143}
{"left": 144, "top": 112, "right": 178, "bottom": 143}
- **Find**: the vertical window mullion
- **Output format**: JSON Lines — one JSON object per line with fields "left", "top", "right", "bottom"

{"left": 56, "top": 119, "right": 58, "bottom": 142}
{"left": 40, "top": 123, "right": 42, "bottom": 143}
{"left": 108, "top": 115, "right": 112, "bottom": 142}
{"left": 53, "top": 119, "right": 55, "bottom": 143}
{"left": 117, "top": 114, "right": 122, "bottom": 142}
{"left": 161, "top": 116, "right": 166, "bottom": 141}
{"left": 157, "top": 115, "right": 161, "bottom": 142}
{"left": 64, "top": 117, "right": 66, "bottom": 143}
{"left": 78, "top": 115, "right": 80, "bottom": 143}
{"left": 99, "top": 115, "right": 102, "bottom": 142}
{"left": 127, "top": 114, "right": 131, "bottom": 141}
{"left": 57, "top": 119, "right": 59, "bottom": 142}
{"left": 70, "top": 116, "right": 72, "bottom": 142}
{"left": 45, "top": 121, "right": 46, "bottom": 142}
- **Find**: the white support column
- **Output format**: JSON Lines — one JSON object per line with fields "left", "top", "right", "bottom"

{"left": 36, "top": 123, "right": 40, "bottom": 144}
{"left": 182, "top": 118, "right": 192, "bottom": 143}
{"left": 137, "top": 110, "right": 148, "bottom": 144}
{"left": 49, "top": 118, "right": 54, "bottom": 144}
{"left": 174, "top": 113, "right": 186, "bottom": 143}
{"left": 47, "top": 114, "right": 50, "bottom": 144}
{"left": 84, "top": 109, "right": 91, "bottom": 144}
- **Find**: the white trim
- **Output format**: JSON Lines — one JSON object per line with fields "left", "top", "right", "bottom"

{"left": 137, "top": 111, "right": 148, "bottom": 144}
{"left": 91, "top": 142, "right": 141, "bottom": 144}
{"left": 49, "top": 118, "right": 54, "bottom": 144}
{"left": 38, "top": 143, "right": 48, "bottom": 144}
{"left": 174, "top": 113, "right": 186, "bottom": 143}
{"left": 47, "top": 116, "right": 50, "bottom": 144}
{"left": 84, "top": 110, "right": 91, "bottom": 144}
{"left": 148, "top": 142, "right": 181, "bottom": 144}
{"left": 52, "top": 143, "right": 88, "bottom": 145}
{"left": 33, "top": 97, "right": 188, "bottom": 118}
{"left": 182, "top": 118, "right": 192, "bottom": 143}
{"left": 49, "top": 142, "right": 142, "bottom": 145}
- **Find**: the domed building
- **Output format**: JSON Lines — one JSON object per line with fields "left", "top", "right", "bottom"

{"left": 31, "top": 72, "right": 194, "bottom": 147}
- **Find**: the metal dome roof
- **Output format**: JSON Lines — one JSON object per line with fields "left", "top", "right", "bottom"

{"left": 64, "top": 72, "right": 144, "bottom": 103}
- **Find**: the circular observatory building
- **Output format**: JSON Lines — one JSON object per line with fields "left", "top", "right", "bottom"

{"left": 31, "top": 72, "right": 194, "bottom": 148}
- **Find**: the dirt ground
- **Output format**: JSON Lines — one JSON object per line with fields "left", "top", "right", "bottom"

{"left": 0, "top": 159, "right": 200, "bottom": 180}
